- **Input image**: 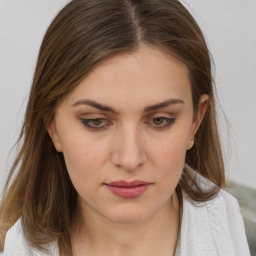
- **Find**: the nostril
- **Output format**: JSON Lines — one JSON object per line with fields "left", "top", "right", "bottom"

{"left": 111, "top": 128, "right": 147, "bottom": 170}
{"left": 111, "top": 149, "right": 146, "bottom": 171}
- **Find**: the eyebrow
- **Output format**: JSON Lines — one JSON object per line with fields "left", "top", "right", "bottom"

{"left": 72, "top": 98, "right": 184, "bottom": 114}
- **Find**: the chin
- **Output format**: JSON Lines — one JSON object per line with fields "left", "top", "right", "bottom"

{"left": 103, "top": 206, "right": 155, "bottom": 225}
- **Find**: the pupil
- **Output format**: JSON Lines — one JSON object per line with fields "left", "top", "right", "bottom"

{"left": 93, "top": 119, "right": 102, "bottom": 125}
{"left": 154, "top": 117, "right": 164, "bottom": 125}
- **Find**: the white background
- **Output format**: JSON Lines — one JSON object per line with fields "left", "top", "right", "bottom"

{"left": 0, "top": 0, "right": 256, "bottom": 194}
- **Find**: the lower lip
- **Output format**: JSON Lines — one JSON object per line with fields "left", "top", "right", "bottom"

{"left": 105, "top": 184, "right": 151, "bottom": 199}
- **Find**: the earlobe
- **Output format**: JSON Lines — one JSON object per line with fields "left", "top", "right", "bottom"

{"left": 187, "top": 137, "right": 195, "bottom": 150}
{"left": 47, "top": 122, "right": 63, "bottom": 152}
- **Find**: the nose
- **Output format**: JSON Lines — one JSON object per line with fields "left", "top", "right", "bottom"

{"left": 111, "top": 125, "right": 147, "bottom": 172}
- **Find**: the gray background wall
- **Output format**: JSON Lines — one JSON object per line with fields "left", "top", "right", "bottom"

{"left": 1, "top": 0, "right": 256, "bottom": 194}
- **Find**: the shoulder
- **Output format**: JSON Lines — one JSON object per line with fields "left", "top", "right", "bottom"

{"left": 1, "top": 219, "right": 31, "bottom": 256}
{"left": 1, "top": 219, "right": 58, "bottom": 256}
{"left": 176, "top": 166, "right": 250, "bottom": 256}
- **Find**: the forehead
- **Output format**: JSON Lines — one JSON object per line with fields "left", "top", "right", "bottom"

{"left": 62, "top": 45, "right": 192, "bottom": 110}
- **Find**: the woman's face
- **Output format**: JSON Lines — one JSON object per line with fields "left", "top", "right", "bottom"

{"left": 48, "top": 45, "right": 207, "bottom": 224}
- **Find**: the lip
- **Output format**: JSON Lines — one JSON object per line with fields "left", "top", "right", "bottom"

{"left": 104, "top": 180, "right": 152, "bottom": 199}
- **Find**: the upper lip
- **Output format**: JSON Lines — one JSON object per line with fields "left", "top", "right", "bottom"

{"left": 105, "top": 180, "right": 152, "bottom": 187}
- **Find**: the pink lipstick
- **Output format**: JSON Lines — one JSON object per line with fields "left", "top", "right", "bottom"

{"left": 105, "top": 180, "right": 152, "bottom": 199}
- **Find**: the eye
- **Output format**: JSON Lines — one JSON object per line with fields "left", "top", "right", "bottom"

{"left": 81, "top": 118, "right": 111, "bottom": 130}
{"left": 146, "top": 116, "right": 175, "bottom": 130}
{"left": 81, "top": 116, "right": 175, "bottom": 131}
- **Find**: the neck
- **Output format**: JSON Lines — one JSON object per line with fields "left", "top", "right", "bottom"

{"left": 71, "top": 193, "right": 180, "bottom": 256}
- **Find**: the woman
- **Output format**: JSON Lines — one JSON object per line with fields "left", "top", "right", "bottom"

{"left": 0, "top": 0, "right": 250, "bottom": 255}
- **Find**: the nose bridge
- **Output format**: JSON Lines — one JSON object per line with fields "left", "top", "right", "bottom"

{"left": 112, "top": 122, "right": 146, "bottom": 171}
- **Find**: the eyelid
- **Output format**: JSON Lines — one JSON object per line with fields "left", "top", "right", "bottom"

{"left": 147, "top": 112, "right": 175, "bottom": 118}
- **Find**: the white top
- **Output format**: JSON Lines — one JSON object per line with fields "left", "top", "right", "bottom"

{"left": 1, "top": 168, "right": 251, "bottom": 256}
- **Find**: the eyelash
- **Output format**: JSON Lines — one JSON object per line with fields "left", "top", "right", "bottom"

{"left": 81, "top": 116, "right": 175, "bottom": 131}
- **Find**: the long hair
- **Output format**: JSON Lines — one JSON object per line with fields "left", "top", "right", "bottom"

{"left": 0, "top": 0, "right": 225, "bottom": 254}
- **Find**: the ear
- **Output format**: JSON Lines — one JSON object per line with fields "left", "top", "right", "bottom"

{"left": 187, "top": 94, "right": 209, "bottom": 150}
{"left": 47, "top": 121, "right": 63, "bottom": 152}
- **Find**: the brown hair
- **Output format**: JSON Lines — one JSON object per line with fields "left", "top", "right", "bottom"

{"left": 0, "top": 0, "right": 225, "bottom": 254}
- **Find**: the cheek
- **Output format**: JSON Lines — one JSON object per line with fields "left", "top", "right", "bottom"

{"left": 60, "top": 133, "right": 108, "bottom": 193}
{"left": 150, "top": 131, "right": 189, "bottom": 187}
{"left": 153, "top": 126, "right": 189, "bottom": 163}
{"left": 59, "top": 118, "right": 108, "bottom": 170}
{"left": 157, "top": 141, "right": 186, "bottom": 175}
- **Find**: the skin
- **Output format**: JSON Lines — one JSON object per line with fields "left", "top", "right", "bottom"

{"left": 48, "top": 45, "right": 208, "bottom": 256}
